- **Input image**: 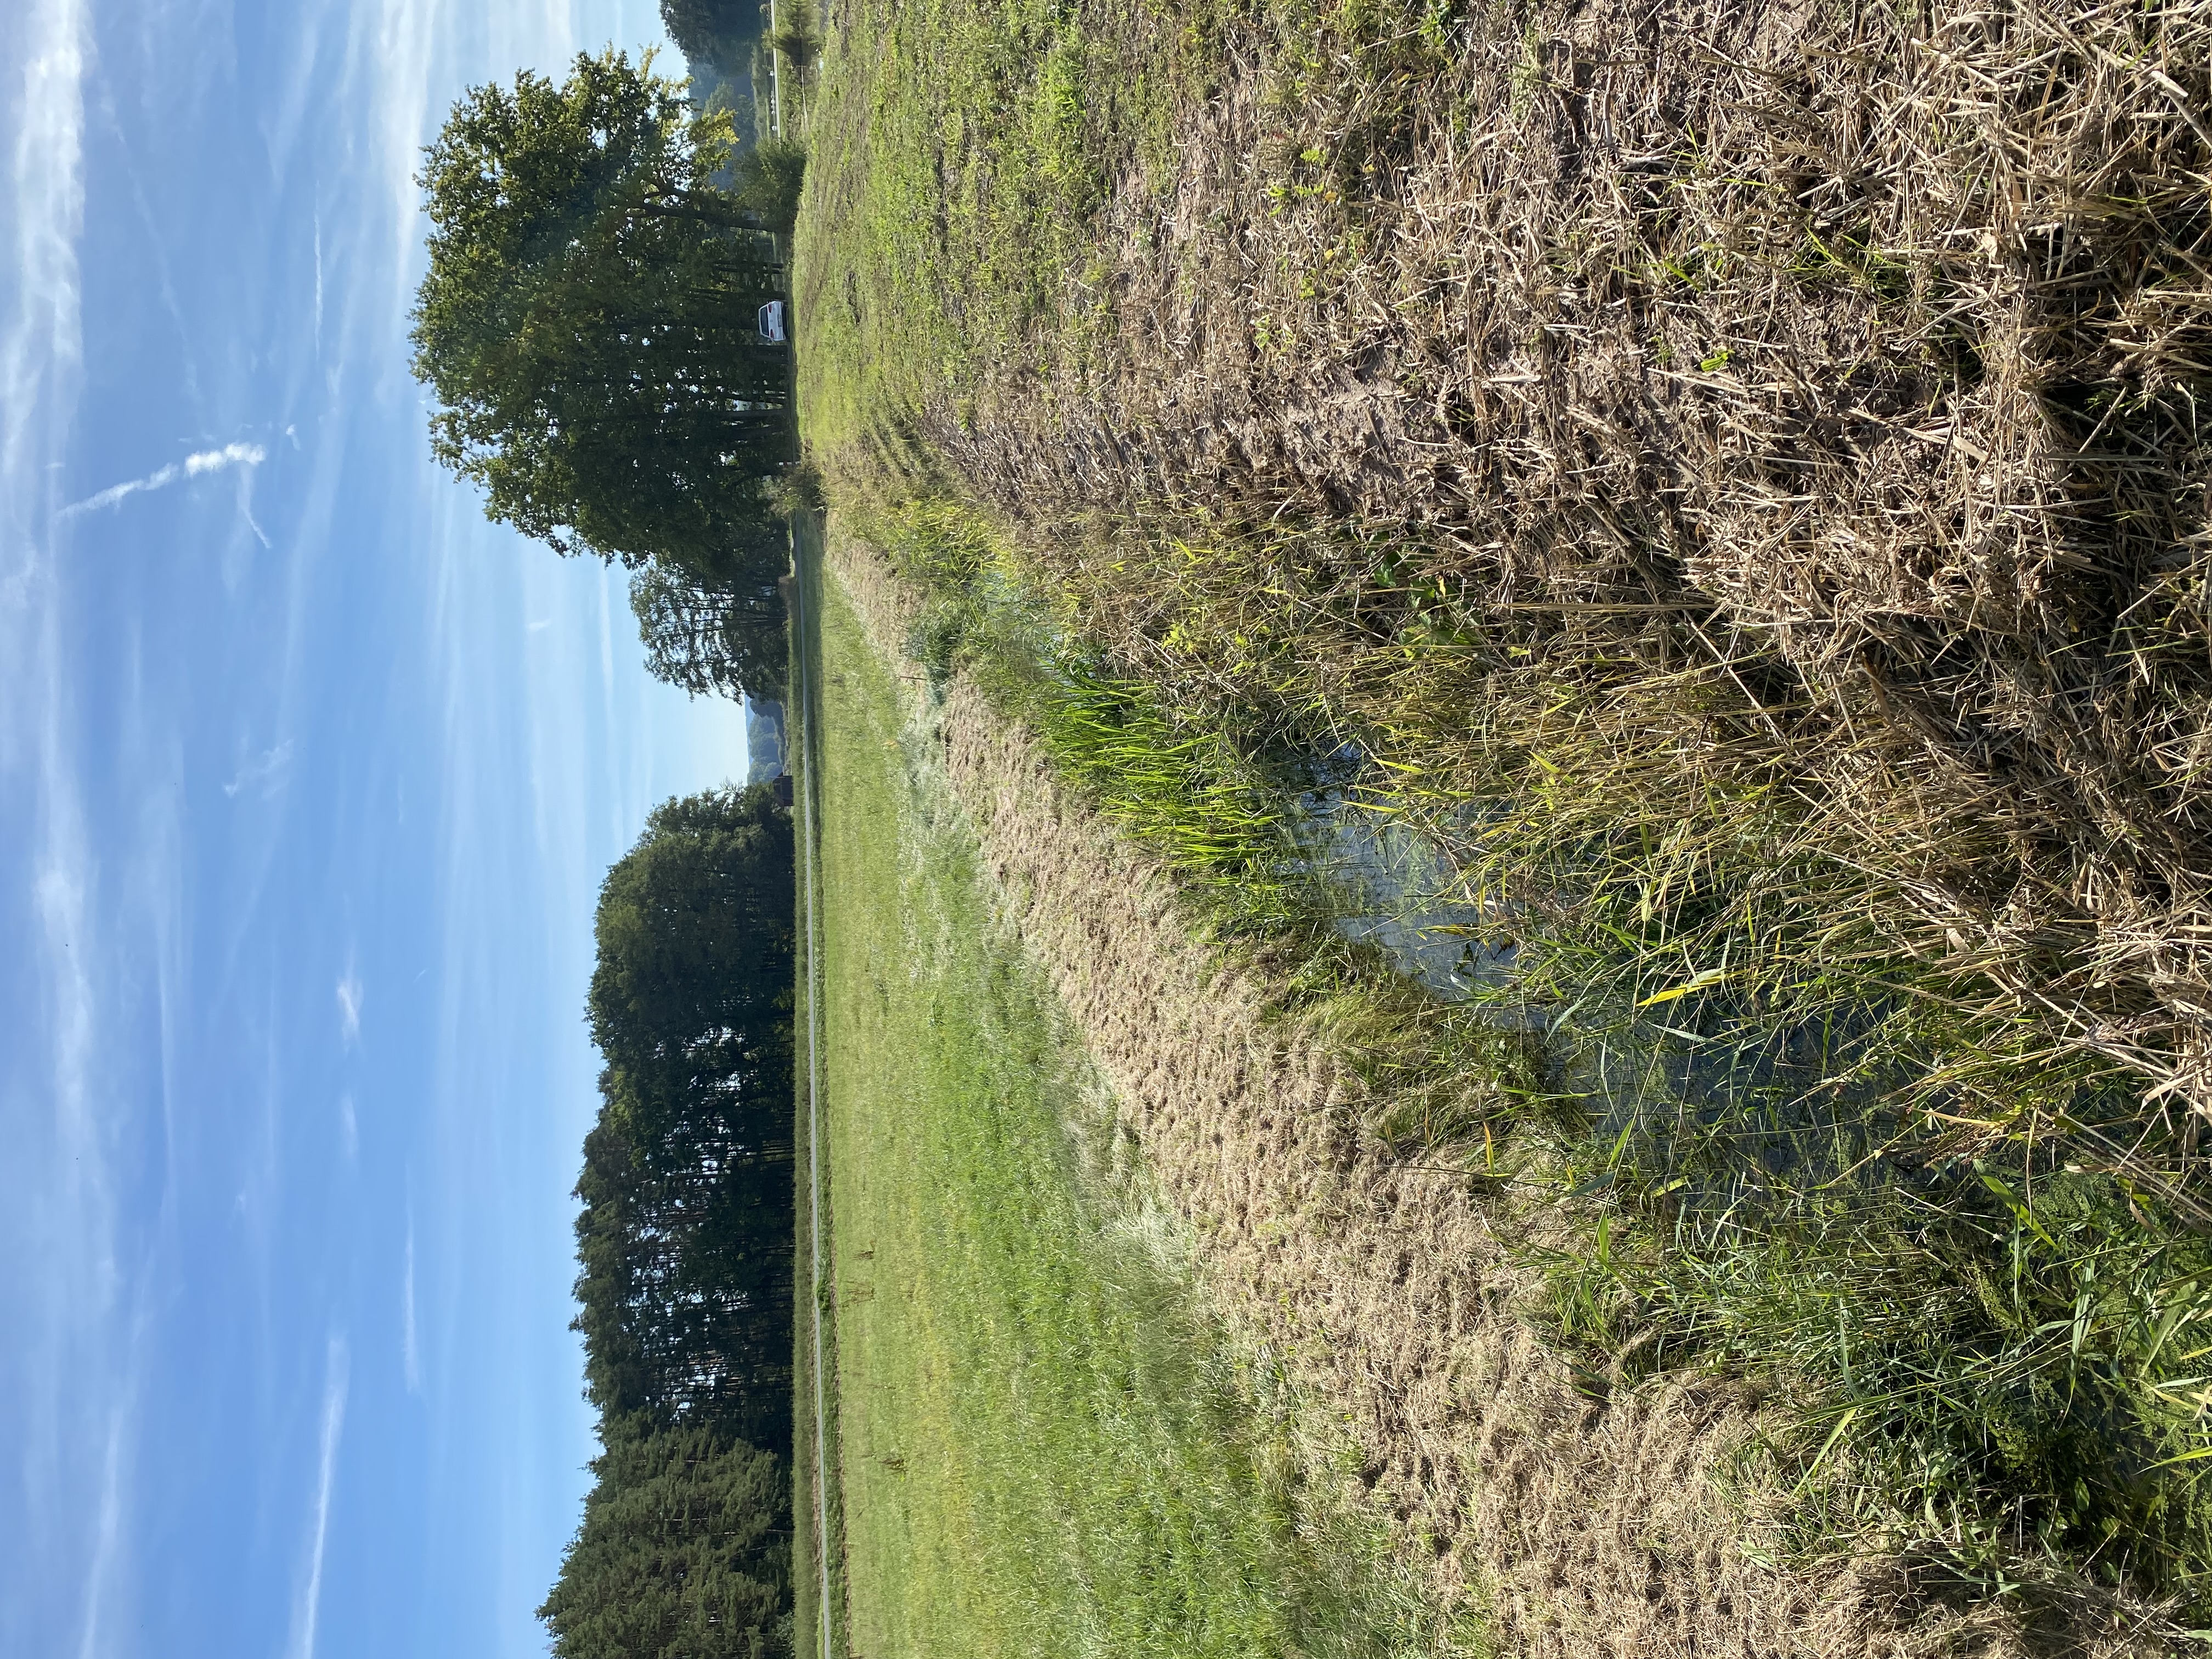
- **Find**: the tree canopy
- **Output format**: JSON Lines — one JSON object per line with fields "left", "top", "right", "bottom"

{"left": 732, "top": 136, "right": 807, "bottom": 235}
{"left": 573, "top": 786, "right": 797, "bottom": 1444}
{"left": 411, "top": 50, "right": 791, "bottom": 572}
{"left": 588, "top": 786, "right": 794, "bottom": 1088}
{"left": 540, "top": 1420, "right": 792, "bottom": 1659}
{"left": 632, "top": 552, "right": 788, "bottom": 699}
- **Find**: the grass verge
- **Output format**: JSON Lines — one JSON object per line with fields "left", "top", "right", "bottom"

{"left": 803, "top": 532, "right": 1462, "bottom": 1658}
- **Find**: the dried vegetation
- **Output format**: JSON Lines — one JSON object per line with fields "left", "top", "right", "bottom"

{"left": 795, "top": 0, "right": 2212, "bottom": 1641}
{"left": 936, "top": 0, "right": 2212, "bottom": 1123}
{"left": 825, "top": 526, "right": 2185, "bottom": 1655}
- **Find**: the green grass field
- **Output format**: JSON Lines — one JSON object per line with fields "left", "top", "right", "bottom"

{"left": 791, "top": 0, "right": 1200, "bottom": 461}
{"left": 796, "top": 539, "right": 1453, "bottom": 1659}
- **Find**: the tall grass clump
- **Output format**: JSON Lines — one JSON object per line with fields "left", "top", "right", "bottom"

{"left": 1542, "top": 1171, "right": 2212, "bottom": 1605}
{"left": 857, "top": 493, "right": 1325, "bottom": 932}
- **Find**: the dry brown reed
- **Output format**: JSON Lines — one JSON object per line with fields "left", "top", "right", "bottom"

{"left": 909, "top": 0, "right": 2212, "bottom": 1129}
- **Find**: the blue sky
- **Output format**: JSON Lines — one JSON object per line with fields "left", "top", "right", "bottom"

{"left": 0, "top": 2, "right": 758, "bottom": 1654}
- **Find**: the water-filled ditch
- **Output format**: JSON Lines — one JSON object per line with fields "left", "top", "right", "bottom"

{"left": 1283, "top": 747, "right": 1516, "bottom": 1004}
{"left": 1278, "top": 745, "right": 1942, "bottom": 1206}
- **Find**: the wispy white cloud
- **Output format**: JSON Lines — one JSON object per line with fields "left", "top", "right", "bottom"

{"left": 59, "top": 441, "right": 267, "bottom": 518}
{"left": 338, "top": 1093, "right": 358, "bottom": 1163}
{"left": 239, "top": 494, "right": 272, "bottom": 551}
{"left": 401, "top": 1211, "right": 420, "bottom": 1395}
{"left": 188, "top": 442, "right": 263, "bottom": 473}
{"left": 1, "top": 0, "right": 87, "bottom": 554}
{"left": 334, "top": 972, "right": 362, "bottom": 1046}
{"left": 2, "top": 5, "right": 109, "bottom": 1651}
{"left": 285, "top": 1338, "right": 348, "bottom": 1659}
{"left": 346, "top": 0, "right": 437, "bottom": 386}
{"left": 87, "top": 71, "right": 199, "bottom": 415}
{"left": 222, "top": 738, "right": 294, "bottom": 800}
{"left": 71, "top": 1398, "right": 128, "bottom": 1659}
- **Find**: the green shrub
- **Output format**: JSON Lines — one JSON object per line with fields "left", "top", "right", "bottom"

{"left": 736, "top": 135, "right": 808, "bottom": 230}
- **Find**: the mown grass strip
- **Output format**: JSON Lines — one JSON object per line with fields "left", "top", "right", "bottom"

{"left": 809, "top": 562, "right": 1452, "bottom": 1659}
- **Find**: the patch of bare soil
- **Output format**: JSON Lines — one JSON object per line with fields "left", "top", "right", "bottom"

{"left": 822, "top": 524, "right": 2181, "bottom": 1658}
{"left": 924, "top": 0, "right": 2212, "bottom": 1120}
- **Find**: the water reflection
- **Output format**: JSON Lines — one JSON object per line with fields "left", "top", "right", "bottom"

{"left": 1283, "top": 746, "right": 1515, "bottom": 1002}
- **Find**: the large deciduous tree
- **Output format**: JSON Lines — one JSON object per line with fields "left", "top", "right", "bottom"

{"left": 411, "top": 50, "right": 791, "bottom": 573}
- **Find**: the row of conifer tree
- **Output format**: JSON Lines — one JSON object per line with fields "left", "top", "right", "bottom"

{"left": 539, "top": 787, "right": 800, "bottom": 1658}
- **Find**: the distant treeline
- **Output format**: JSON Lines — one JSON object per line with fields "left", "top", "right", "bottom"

{"left": 661, "top": 0, "right": 766, "bottom": 69}
{"left": 411, "top": 41, "right": 809, "bottom": 1659}
{"left": 541, "top": 786, "right": 799, "bottom": 1659}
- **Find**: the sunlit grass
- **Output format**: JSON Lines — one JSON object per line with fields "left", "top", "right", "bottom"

{"left": 802, "top": 549, "right": 1458, "bottom": 1658}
